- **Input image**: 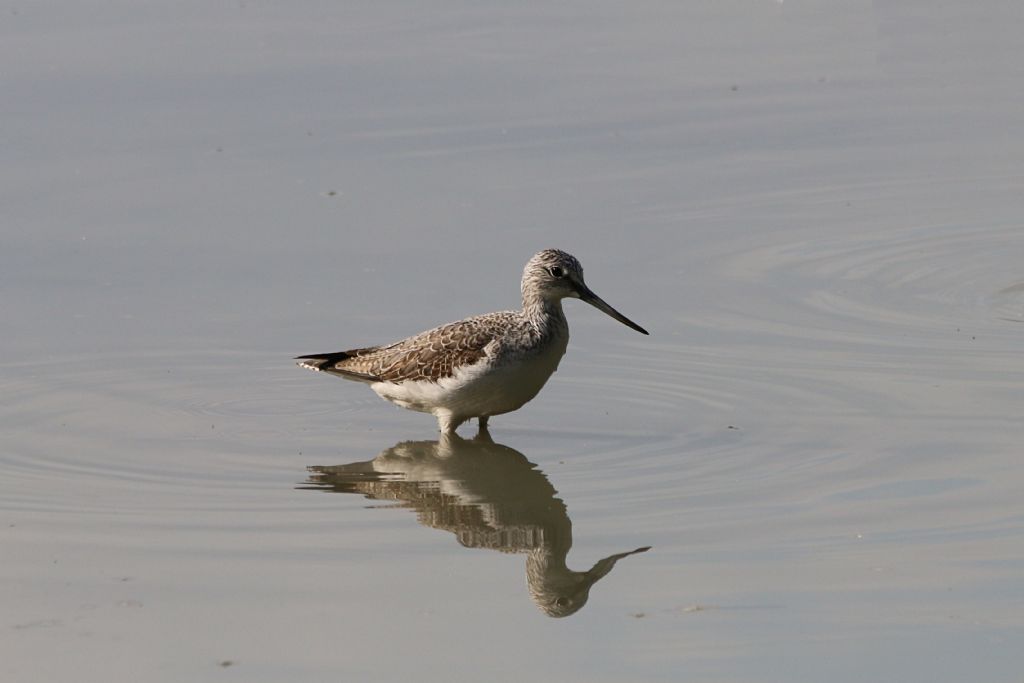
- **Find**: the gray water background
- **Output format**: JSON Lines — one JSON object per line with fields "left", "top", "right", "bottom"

{"left": 3, "top": 2, "right": 1023, "bottom": 681}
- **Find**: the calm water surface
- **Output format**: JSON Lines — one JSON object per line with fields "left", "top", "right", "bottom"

{"left": 3, "top": 2, "right": 1023, "bottom": 682}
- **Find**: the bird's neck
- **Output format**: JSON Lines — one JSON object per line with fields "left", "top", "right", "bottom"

{"left": 522, "top": 294, "right": 568, "bottom": 337}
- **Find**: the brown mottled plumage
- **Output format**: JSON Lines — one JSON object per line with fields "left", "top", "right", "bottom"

{"left": 297, "top": 249, "right": 648, "bottom": 433}
{"left": 299, "top": 311, "right": 520, "bottom": 383}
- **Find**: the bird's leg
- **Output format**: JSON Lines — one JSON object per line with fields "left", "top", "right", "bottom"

{"left": 474, "top": 419, "right": 494, "bottom": 444}
{"left": 436, "top": 411, "right": 466, "bottom": 436}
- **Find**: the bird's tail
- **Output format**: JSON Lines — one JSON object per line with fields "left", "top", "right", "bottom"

{"left": 295, "top": 348, "right": 381, "bottom": 382}
{"left": 294, "top": 350, "right": 356, "bottom": 372}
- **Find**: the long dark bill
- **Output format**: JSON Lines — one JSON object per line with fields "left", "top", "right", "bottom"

{"left": 579, "top": 286, "right": 649, "bottom": 335}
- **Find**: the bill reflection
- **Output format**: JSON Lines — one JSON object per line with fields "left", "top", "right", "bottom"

{"left": 301, "top": 430, "right": 650, "bottom": 618}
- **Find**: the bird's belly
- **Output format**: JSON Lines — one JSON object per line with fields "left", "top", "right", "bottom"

{"left": 450, "top": 357, "right": 556, "bottom": 416}
{"left": 372, "top": 345, "right": 564, "bottom": 418}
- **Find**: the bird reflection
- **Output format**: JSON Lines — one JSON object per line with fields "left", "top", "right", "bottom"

{"left": 301, "top": 428, "right": 649, "bottom": 618}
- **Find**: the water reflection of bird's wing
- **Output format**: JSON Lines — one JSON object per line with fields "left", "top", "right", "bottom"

{"left": 305, "top": 434, "right": 567, "bottom": 553}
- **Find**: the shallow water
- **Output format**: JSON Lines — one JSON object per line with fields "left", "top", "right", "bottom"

{"left": 3, "top": 2, "right": 1024, "bottom": 681}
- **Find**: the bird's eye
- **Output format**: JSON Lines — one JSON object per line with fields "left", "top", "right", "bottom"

{"left": 549, "top": 266, "right": 564, "bottom": 278}
{"left": 555, "top": 597, "right": 571, "bottom": 607}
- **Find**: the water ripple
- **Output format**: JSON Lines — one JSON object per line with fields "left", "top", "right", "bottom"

{"left": 0, "top": 352, "right": 344, "bottom": 517}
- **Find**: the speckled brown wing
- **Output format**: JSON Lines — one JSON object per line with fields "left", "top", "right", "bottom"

{"left": 299, "top": 311, "right": 521, "bottom": 383}
{"left": 367, "top": 313, "right": 517, "bottom": 382}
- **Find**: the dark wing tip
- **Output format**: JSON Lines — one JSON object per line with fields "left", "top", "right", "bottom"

{"left": 295, "top": 350, "right": 382, "bottom": 382}
{"left": 294, "top": 351, "right": 353, "bottom": 371}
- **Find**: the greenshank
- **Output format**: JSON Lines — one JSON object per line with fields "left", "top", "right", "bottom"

{"left": 296, "top": 249, "right": 648, "bottom": 433}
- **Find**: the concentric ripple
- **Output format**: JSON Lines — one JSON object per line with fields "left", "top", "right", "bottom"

{"left": 989, "top": 280, "right": 1024, "bottom": 323}
{"left": 722, "top": 223, "right": 1024, "bottom": 341}
{"left": 0, "top": 350, "right": 369, "bottom": 518}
